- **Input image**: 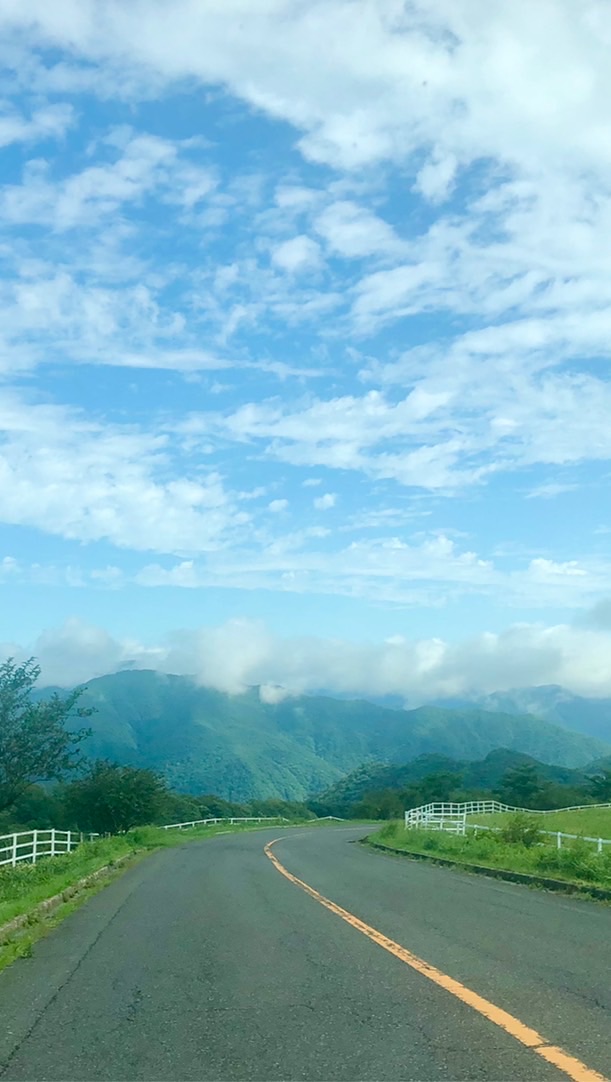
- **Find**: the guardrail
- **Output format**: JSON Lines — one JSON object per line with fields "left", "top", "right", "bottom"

{"left": 305, "top": 815, "right": 346, "bottom": 822}
{"left": 0, "top": 829, "right": 98, "bottom": 868}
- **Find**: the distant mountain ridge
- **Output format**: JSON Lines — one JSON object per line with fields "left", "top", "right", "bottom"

{"left": 43, "top": 670, "right": 611, "bottom": 802}
{"left": 433, "top": 686, "right": 611, "bottom": 743}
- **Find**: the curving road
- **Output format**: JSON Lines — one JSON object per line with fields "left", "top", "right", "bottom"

{"left": 0, "top": 826, "right": 609, "bottom": 1081}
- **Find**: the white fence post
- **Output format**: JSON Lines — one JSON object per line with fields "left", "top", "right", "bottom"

{"left": 11, "top": 833, "right": 17, "bottom": 867}
{"left": 50, "top": 827, "right": 56, "bottom": 857}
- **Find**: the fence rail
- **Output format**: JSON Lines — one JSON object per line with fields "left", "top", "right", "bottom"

{"left": 161, "top": 816, "right": 290, "bottom": 831}
{"left": 466, "top": 821, "right": 611, "bottom": 853}
{"left": 405, "top": 799, "right": 611, "bottom": 825}
{"left": 0, "top": 829, "right": 98, "bottom": 868}
{"left": 404, "top": 799, "right": 611, "bottom": 853}
{"left": 0, "top": 816, "right": 291, "bottom": 869}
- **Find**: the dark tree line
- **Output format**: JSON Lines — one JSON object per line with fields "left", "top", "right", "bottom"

{"left": 312, "top": 761, "right": 611, "bottom": 820}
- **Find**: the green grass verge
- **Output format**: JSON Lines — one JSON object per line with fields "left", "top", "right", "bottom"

{"left": 467, "top": 807, "right": 611, "bottom": 838}
{"left": 374, "top": 820, "right": 611, "bottom": 890}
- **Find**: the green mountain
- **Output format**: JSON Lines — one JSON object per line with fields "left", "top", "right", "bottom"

{"left": 52, "top": 670, "right": 611, "bottom": 801}
{"left": 314, "top": 748, "right": 592, "bottom": 812}
{"left": 436, "top": 686, "right": 611, "bottom": 742}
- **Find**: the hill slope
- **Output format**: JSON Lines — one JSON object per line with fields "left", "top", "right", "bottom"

{"left": 435, "top": 686, "right": 611, "bottom": 742}
{"left": 314, "top": 748, "right": 592, "bottom": 811}
{"left": 53, "top": 670, "right": 611, "bottom": 801}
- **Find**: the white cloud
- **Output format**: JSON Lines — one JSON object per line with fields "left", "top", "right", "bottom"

{"left": 313, "top": 492, "right": 336, "bottom": 510}
{"left": 526, "top": 482, "right": 578, "bottom": 500}
{"left": 2, "top": 0, "right": 611, "bottom": 661}
{"left": 103, "top": 532, "right": 606, "bottom": 612}
{"left": 4, "top": 0, "right": 610, "bottom": 186}
{"left": 0, "top": 101, "right": 74, "bottom": 147}
{"left": 581, "top": 599, "right": 611, "bottom": 631}
{"left": 136, "top": 561, "right": 200, "bottom": 588}
{"left": 271, "top": 235, "right": 322, "bottom": 273}
{"left": 0, "top": 131, "right": 209, "bottom": 230}
{"left": 314, "top": 201, "right": 405, "bottom": 259}
{"left": 258, "top": 683, "right": 291, "bottom": 704}
{"left": 2, "top": 528, "right": 607, "bottom": 614}
{"left": 413, "top": 152, "right": 457, "bottom": 203}
{"left": 0, "top": 390, "right": 250, "bottom": 555}
{"left": 529, "top": 559, "right": 587, "bottom": 579}
{"left": 0, "top": 616, "right": 164, "bottom": 687}
{"left": 13, "top": 615, "right": 611, "bottom": 702}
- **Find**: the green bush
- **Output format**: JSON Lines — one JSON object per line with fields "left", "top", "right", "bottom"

{"left": 495, "top": 812, "right": 543, "bottom": 848}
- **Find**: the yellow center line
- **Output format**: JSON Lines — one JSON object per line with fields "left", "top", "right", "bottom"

{"left": 264, "top": 838, "right": 608, "bottom": 1082}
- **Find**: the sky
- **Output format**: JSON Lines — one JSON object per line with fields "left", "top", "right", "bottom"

{"left": 1, "top": 0, "right": 611, "bottom": 699}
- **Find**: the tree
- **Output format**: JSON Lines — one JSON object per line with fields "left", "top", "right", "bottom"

{"left": 590, "top": 769, "right": 611, "bottom": 803}
{"left": 64, "top": 761, "right": 168, "bottom": 834}
{"left": 0, "top": 784, "right": 63, "bottom": 833}
{"left": 497, "top": 812, "right": 543, "bottom": 848}
{"left": 498, "top": 764, "right": 551, "bottom": 809}
{"left": 417, "top": 771, "right": 463, "bottom": 804}
{"left": 0, "top": 657, "right": 90, "bottom": 813}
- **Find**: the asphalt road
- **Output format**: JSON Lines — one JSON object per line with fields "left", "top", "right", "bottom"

{"left": 0, "top": 826, "right": 609, "bottom": 1082}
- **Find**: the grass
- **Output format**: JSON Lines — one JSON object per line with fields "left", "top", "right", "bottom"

{"left": 372, "top": 819, "right": 611, "bottom": 892}
{"left": 467, "top": 807, "right": 611, "bottom": 838}
{"left": 0, "top": 835, "right": 146, "bottom": 929}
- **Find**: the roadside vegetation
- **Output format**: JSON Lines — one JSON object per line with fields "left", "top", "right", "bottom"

{"left": 373, "top": 814, "right": 611, "bottom": 892}
{"left": 467, "top": 806, "right": 611, "bottom": 838}
{"left": 315, "top": 755, "right": 611, "bottom": 820}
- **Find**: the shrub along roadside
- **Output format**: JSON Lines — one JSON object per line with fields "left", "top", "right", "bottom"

{"left": 372, "top": 819, "right": 611, "bottom": 891}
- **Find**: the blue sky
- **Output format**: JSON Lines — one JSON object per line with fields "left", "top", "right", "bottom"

{"left": 1, "top": 1, "right": 611, "bottom": 698}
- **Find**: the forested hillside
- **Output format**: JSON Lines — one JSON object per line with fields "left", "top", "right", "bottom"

{"left": 46, "top": 670, "right": 611, "bottom": 801}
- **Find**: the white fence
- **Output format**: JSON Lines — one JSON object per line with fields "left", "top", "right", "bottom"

{"left": 404, "top": 800, "right": 611, "bottom": 853}
{"left": 467, "top": 820, "right": 611, "bottom": 853}
{"left": 0, "top": 829, "right": 98, "bottom": 868}
{"left": 405, "top": 800, "right": 517, "bottom": 831}
{"left": 0, "top": 816, "right": 291, "bottom": 869}
{"left": 162, "top": 816, "right": 289, "bottom": 831}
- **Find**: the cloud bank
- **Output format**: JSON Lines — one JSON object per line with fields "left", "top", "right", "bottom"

{"left": 6, "top": 616, "right": 611, "bottom": 702}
